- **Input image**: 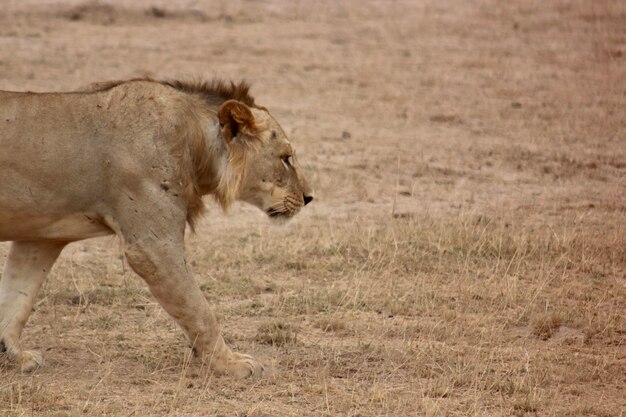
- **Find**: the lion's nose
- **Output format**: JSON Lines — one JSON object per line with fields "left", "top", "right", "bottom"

{"left": 303, "top": 194, "right": 314, "bottom": 206}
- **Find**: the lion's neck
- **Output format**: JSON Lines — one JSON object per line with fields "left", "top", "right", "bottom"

{"left": 180, "top": 110, "right": 241, "bottom": 225}
{"left": 196, "top": 120, "right": 228, "bottom": 195}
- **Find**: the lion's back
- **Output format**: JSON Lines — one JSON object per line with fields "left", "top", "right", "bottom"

{"left": 0, "top": 82, "right": 184, "bottom": 221}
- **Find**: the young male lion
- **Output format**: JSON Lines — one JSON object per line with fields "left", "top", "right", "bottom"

{"left": 0, "top": 79, "right": 313, "bottom": 376}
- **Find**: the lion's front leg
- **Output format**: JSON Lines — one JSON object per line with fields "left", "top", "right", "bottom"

{"left": 0, "top": 241, "right": 65, "bottom": 372}
{"left": 121, "top": 234, "right": 264, "bottom": 378}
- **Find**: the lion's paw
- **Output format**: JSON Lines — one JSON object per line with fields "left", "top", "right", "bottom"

{"left": 0, "top": 336, "right": 43, "bottom": 372}
{"left": 20, "top": 350, "right": 44, "bottom": 373}
{"left": 210, "top": 351, "right": 265, "bottom": 378}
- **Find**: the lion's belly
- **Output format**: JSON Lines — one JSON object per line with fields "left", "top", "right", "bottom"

{"left": 0, "top": 212, "right": 113, "bottom": 241}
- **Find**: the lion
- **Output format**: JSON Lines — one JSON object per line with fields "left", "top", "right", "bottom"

{"left": 0, "top": 78, "right": 313, "bottom": 376}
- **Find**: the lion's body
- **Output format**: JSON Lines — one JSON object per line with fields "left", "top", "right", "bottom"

{"left": 0, "top": 90, "right": 112, "bottom": 240}
{"left": 0, "top": 79, "right": 312, "bottom": 375}
{"left": 0, "top": 82, "right": 218, "bottom": 241}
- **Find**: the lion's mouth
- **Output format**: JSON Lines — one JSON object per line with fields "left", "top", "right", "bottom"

{"left": 266, "top": 206, "right": 302, "bottom": 219}
{"left": 267, "top": 208, "right": 290, "bottom": 218}
{"left": 266, "top": 198, "right": 303, "bottom": 219}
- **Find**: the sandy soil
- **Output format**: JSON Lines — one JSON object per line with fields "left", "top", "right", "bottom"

{"left": 1, "top": 1, "right": 624, "bottom": 416}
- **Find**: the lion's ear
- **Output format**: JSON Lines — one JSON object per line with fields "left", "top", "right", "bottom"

{"left": 218, "top": 100, "right": 256, "bottom": 143}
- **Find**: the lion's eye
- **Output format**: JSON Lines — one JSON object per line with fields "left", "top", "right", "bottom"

{"left": 282, "top": 155, "right": 293, "bottom": 169}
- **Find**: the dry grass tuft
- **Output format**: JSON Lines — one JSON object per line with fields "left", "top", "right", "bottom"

{"left": 255, "top": 321, "right": 298, "bottom": 346}
{"left": 314, "top": 316, "right": 348, "bottom": 333}
{"left": 532, "top": 313, "right": 563, "bottom": 340}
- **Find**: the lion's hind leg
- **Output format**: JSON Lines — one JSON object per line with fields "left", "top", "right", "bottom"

{"left": 0, "top": 241, "right": 64, "bottom": 372}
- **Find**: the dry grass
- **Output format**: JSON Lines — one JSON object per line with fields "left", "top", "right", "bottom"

{"left": 1, "top": 0, "right": 625, "bottom": 416}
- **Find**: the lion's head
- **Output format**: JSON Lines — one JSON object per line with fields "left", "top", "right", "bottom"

{"left": 215, "top": 99, "right": 313, "bottom": 219}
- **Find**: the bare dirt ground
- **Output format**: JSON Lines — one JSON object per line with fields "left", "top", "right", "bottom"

{"left": 1, "top": 0, "right": 625, "bottom": 416}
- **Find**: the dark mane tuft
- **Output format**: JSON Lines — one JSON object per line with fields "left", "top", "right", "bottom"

{"left": 163, "top": 79, "right": 257, "bottom": 107}
{"left": 83, "top": 78, "right": 258, "bottom": 108}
